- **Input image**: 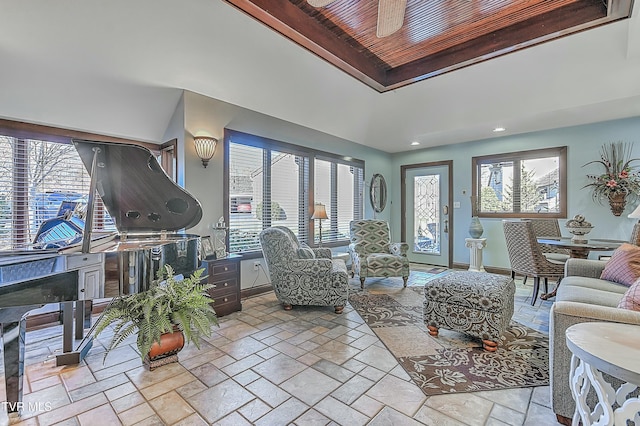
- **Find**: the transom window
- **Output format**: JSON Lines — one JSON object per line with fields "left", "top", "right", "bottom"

{"left": 225, "top": 130, "right": 364, "bottom": 255}
{"left": 472, "top": 146, "right": 567, "bottom": 218}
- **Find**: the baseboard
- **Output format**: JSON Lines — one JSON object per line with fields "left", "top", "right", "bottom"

{"left": 241, "top": 284, "right": 273, "bottom": 299}
{"left": 26, "top": 312, "right": 61, "bottom": 330}
{"left": 26, "top": 300, "right": 111, "bottom": 331}
{"left": 451, "top": 263, "right": 511, "bottom": 276}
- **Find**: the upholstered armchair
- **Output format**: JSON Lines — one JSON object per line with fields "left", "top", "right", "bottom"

{"left": 348, "top": 219, "right": 410, "bottom": 288}
{"left": 259, "top": 226, "right": 349, "bottom": 313}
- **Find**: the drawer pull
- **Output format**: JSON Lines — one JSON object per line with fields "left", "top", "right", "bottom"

{"left": 223, "top": 282, "right": 228, "bottom": 287}
{"left": 224, "top": 267, "right": 229, "bottom": 271}
{"left": 223, "top": 297, "right": 228, "bottom": 302}
{"left": 82, "top": 257, "right": 88, "bottom": 261}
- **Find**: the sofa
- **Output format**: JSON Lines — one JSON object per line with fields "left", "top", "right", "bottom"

{"left": 549, "top": 258, "right": 640, "bottom": 423}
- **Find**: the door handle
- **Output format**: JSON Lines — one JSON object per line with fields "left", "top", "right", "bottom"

{"left": 443, "top": 205, "right": 449, "bottom": 215}
{"left": 444, "top": 219, "right": 449, "bottom": 233}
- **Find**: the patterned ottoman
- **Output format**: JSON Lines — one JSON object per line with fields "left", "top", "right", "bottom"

{"left": 424, "top": 271, "right": 515, "bottom": 351}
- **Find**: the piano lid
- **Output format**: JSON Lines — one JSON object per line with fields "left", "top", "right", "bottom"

{"left": 73, "top": 139, "right": 203, "bottom": 233}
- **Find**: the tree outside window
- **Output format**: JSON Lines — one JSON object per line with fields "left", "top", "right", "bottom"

{"left": 473, "top": 147, "right": 567, "bottom": 218}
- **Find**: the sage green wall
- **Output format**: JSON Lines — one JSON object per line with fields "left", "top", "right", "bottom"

{"left": 389, "top": 116, "right": 640, "bottom": 269}
{"left": 173, "top": 90, "right": 393, "bottom": 289}
{"left": 162, "top": 94, "right": 186, "bottom": 187}
{"left": 166, "top": 89, "right": 640, "bottom": 277}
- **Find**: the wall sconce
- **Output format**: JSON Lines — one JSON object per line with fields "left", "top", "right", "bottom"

{"left": 194, "top": 136, "right": 218, "bottom": 168}
{"left": 311, "top": 203, "right": 328, "bottom": 246}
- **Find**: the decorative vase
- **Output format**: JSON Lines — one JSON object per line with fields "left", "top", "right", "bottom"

{"left": 565, "top": 214, "right": 594, "bottom": 244}
{"left": 468, "top": 216, "right": 484, "bottom": 238}
{"left": 144, "top": 326, "right": 185, "bottom": 370}
{"left": 608, "top": 192, "right": 627, "bottom": 216}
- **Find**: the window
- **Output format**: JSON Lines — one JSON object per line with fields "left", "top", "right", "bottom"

{"left": 225, "top": 130, "right": 364, "bottom": 255}
{"left": 0, "top": 137, "right": 117, "bottom": 250}
{"left": 314, "top": 159, "right": 364, "bottom": 244}
{"left": 0, "top": 120, "right": 173, "bottom": 251}
{"left": 472, "top": 146, "right": 567, "bottom": 218}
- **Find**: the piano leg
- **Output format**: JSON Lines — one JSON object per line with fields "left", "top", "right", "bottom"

{"left": 62, "top": 301, "right": 73, "bottom": 353}
{"left": 1, "top": 319, "right": 27, "bottom": 414}
{"left": 74, "top": 300, "right": 92, "bottom": 340}
{"left": 56, "top": 302, "right": 93, "bottom": 366}
{"left": 75, "top": 301, "right": 84, "bottom": 340}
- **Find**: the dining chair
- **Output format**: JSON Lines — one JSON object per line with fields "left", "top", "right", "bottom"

{"left": 630, "top": 222, "right": 640, "bottom": 245}
{"left": 503, "top": 220, "right": 565, "bottom": 305}
{"left": 530, "top": 219, "right": 571, "bottom": 262}
{"left": 598, "top": 221, "right": 640, "bottom": 260}
{"left": 510, "top": 219, "right": 569, "bottom": 285}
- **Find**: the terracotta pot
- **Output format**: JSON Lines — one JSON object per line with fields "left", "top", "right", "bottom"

{"left": 608, "top": 192, "right": 627, "bottom": 216}
{"left": 147, "top": 326, "right": 185, "bottom": 361}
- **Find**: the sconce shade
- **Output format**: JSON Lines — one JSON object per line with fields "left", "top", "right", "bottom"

{"left": 194, "top": 136, "right": 218, "bottom": 168}
{"left": 311, "top": 203, "right": 328, "bottom": 220}
{"left": 628, "top": 204, "right": 640, "bottom": 219}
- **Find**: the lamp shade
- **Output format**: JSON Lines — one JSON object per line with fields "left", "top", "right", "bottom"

{"left": 628, "top": 203, "right": 640, "bottom": 219}
{"left": 311, "top": 203, "right": 328, "bottom": 220}
{"left": 194, "top": 136, "right": 218, "bottom": 168}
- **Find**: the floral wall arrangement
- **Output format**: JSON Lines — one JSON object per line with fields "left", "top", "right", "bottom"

{"left": 583, "top": 141, "right": 640, "bottom": 216}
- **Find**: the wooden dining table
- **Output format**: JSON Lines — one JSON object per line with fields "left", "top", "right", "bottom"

{"left": 536, "top": 237, "right": 625, "bottom": 300}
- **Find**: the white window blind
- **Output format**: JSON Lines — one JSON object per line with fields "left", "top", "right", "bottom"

{"left": 314, "top": 159, "right": 364, "bottom": 244}
{"left": 228, "top": 142, "right": 309, "bottom": 253}
{"left": 226, "top": 130, "right": 364, "bottom": 254}
{"left": 0, "top": 136, "right": 116, "bottom": 250}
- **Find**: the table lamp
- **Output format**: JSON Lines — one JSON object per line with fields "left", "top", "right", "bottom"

{"left": 628, "top": 204, "right": 640, "bottom": 221}
{"left": 311, "top": 203, "right": 328, "bottom": 246}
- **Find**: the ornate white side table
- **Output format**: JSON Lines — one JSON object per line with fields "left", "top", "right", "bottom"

{"left": 465, "top": 238, "right": 487, "bottom": 272}
{"left": 566, "top": 322, "right": 640, "bottom": 425}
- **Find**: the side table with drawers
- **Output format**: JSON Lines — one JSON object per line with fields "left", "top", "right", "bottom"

{"left": 202, "top": 254, "right": 242, "bottom": 317}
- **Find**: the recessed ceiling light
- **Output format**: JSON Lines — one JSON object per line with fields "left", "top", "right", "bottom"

{"left": 493, "top": 127, "right": 506, "bottom": 132}
{"left": 410, "top": 141, "right": 420, "bottom": 146}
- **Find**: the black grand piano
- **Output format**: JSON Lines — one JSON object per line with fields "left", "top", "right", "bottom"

{"left": 0, "top": 139, "right": 203, "bottom": 415}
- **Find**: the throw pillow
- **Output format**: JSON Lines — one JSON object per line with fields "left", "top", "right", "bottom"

{"left": 600, "top": 243, "right": 640, "bottom": 287}
{"left": 297, "top": 243, "right": 315, "bottom": 259}
{"left": 618, "top": 277, "right": 640, "bottom": 311}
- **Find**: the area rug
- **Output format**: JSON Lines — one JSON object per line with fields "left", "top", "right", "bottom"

{"left": 348, "top": 284, "right": 549, "bottom": 396}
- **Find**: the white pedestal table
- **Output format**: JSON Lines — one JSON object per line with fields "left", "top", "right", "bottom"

{"left": 566, "top": 322, "right": 640, "bottom": 425}
{"left": 465, "top": 238, "right": 487, "bottom": 272}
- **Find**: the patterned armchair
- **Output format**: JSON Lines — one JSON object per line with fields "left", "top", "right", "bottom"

{"left": 348, "top": 220, "right": 410, "bottom": 288}
{"left": 259, "top": 226, "right": 349, "bottom": 313}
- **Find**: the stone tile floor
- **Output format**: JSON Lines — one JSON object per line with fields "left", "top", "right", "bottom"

{"left": 0, "top": 265, "right": 560, "bottom": 425}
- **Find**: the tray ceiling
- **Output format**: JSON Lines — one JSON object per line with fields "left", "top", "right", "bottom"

{"left": 225, "top": 0, "right": 633, "bottom": 92}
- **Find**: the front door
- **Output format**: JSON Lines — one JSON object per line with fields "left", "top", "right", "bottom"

{"left": 402, "top": 162, "right": 452, "bottom": 267}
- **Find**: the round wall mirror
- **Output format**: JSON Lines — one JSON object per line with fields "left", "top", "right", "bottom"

{"left": 370, "top": 174, "right": 387, "bottom": 213}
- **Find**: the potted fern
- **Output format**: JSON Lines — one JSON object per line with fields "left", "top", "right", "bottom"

{"left": 93, "top": 265, "right": 218, "bottom": 369}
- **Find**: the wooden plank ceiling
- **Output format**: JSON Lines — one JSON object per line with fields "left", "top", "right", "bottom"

{"left": 225, "top": 0, "right": 632, "bottom": 92}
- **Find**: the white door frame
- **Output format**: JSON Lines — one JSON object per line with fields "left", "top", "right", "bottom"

{"left": 401, "top": 161, "right": 453, "bottom": 268}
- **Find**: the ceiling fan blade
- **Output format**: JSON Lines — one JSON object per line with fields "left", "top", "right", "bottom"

{"left": 377, "top": 0, "right": 407, "bottom": 38}
{"left": 307, "top": 0, "right": 338, "bottom": 7}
